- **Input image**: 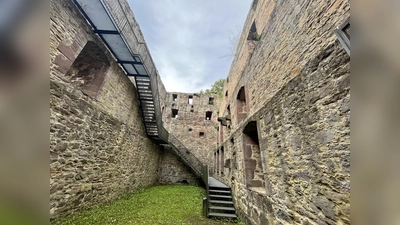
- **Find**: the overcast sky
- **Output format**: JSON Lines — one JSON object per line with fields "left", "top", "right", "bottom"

{"left": 127, "top": 1, "right": 252, "bottom": 93}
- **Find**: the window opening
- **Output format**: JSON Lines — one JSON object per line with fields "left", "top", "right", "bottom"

{"left": 171, "top": 109, "right": 178, "bottom": 118}
{"left": 242, "top": 121, "right": 263, "bottom": 189}
{"left": 64, "top": 41, "right": 110, "bottom": 97}
{"left": 247, "top": 21, "right": 260, "bottom": 41}
{"left": 206, "top": 111, "right": 212, "bottom": 120}
{"left": 209, "top": 97, "right": 214, "bottom": 105}
{"left": 188, "top": 95, "right": 193, "bottom": 104}
{"left": 172, "top": 94, "right": 177, "bottom": 101}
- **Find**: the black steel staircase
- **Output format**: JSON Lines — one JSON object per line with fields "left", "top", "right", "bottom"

{"left": 202, "top": 167, "right": 237, "bottom": 219}
{"left": 73, "top": 0, "right": 169, "bottom": 144}
{"left": 133, "top": 75, "right": 169, "bottom": 144}
{"left": 208, "top": 186, "right": 237, "bottom": 219}
{"left": 167, "top": 135, "right": 237, "bottom": 219}
{"left": 167, "top": 134, "right": 203, "bottom": 176}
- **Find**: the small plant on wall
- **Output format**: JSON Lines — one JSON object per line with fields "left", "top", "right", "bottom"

{"left": 253, "top": 32, "right": 260, "bottom": 41}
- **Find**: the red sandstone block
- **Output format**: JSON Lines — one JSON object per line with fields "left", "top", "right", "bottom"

{"left": 57, "top": 42, "right": 76, "bottom": 61}
{"left": 54, "top": 54, "right": 73, "bottom": 75}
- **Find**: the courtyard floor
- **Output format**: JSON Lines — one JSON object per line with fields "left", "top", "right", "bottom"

{"left": 52, "top": 184, "right": 240, "bottom": 225}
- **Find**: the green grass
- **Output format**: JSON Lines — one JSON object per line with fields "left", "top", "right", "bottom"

{"left": 52, "top": 185, "right": 240, "bottom": 225}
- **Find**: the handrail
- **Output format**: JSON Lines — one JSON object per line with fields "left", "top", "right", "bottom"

{"left": 168, "top": 133, "right": 205, "bottom": 177}
{"left": 169, "top": 133, "right": 204, "bottom": 164}
{"left": 168, "top": 143, "right": 201, "bottom": 176}
{"left": 201, "top": 164, "right": 209, "bottom": 217}
{"left": 167, "top": 134, "right": 211, "bottom": 217}
{"left": 201, "top": 165, "right": 209, "bottom": 189}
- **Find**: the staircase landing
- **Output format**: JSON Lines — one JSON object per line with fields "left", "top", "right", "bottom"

{"left": 209, "top": 177, "right": 229, "bottom": 188}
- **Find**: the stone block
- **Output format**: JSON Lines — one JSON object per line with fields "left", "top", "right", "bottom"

{"left": 313, "top": 195, "right": 335, "bottom": 220}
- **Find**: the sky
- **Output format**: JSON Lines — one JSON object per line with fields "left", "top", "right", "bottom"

{"left": 127, "top": 0, "right": 252, "bottom": 93}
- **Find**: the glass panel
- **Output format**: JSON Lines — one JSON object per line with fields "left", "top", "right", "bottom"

{"left": 122, "top": 64, "right": 137, "bottom": 75}
{"left": 134, "top": 64, "right": 147, "bottom": 75}
{"left": 76, "top": 0, "right": 116, "bottom": 31}
{"left": 134, "top": 56, "right": 141, "bottom": 62}
{"left": 101, "top": 34, "right": 134, "bottom": 61}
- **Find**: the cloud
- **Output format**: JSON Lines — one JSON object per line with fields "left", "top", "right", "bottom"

{"left": 128, "top": 0, "right": 252, "bottom": 93}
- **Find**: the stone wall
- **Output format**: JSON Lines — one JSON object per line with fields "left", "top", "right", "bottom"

{"left": 214, "top": 42, "right": 350, "bottom": 224}
{"left": 50, "top": 81, "right": 162, "bottom": 219}
{"left": 50, "top": 0, "right": 166, "bottom": 219}
{"left": 162, "top": 92, "right": 219, "bottom": 165}
{"left": 158, "top": 147, "right": 200, "bottom": 185}
{"left": 211, "top": 0, "right": 350, "bottom": 224}
{"left": 219, "top": 0, "right": 350, "bottom": 128}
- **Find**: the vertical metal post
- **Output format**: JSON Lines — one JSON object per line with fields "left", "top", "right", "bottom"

{"left": 202, "top": 197, "right": 208, "bottom": 217}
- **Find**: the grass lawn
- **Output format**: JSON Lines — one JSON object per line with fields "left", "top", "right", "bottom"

{"left": 52, "top": 185, "right": 241, "bottom": 225}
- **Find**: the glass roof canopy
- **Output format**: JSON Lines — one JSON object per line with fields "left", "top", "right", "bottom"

{"left": 72, "top": 0, "right": 169, "bottom": 144}
{"left": 73, "top": 0, "right": 148, "bottom": 77}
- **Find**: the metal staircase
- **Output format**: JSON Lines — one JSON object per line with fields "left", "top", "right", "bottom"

{"left": 166, "top": 135, "right": 237, "bottom": 219}
{"left": 73, "top": 0, "right": 168, "bottom": 144}
{"left": 202, "top": 167, "right": 237, "bottom": 219}
{"left": 208, "top": 178, "right": 237, "bottom": 219}
{"left": 167, "top": 134, "right": 203, "bottom": 176}
{"left": 133, "top": 75, "right": 168, "bottom": 144}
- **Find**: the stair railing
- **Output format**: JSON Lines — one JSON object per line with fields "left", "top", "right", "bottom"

{"left": 168, "top": 133, "right": 205, "bottom": 176}
{"left": 167, "top": 134, "right": 211, "bottom": 217}
{"left": 201, "top": 164, "right": 210, "bottom": 217}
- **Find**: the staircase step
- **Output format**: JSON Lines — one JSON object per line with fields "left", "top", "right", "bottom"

{"left": 209, "top": 200, "right": 234, "bottom": 205}
{"left": 209, "top": 195, "right": 232, "bottom": 199}
{"left": 209, "top": 190, "right": 231, "bottom": 194}
{"left": 209, "top": 206, "right": 236, "bottom": 211}
{"left": 209, "top": 184, "right": 231, "bottom": 191}
{"left": 209, "top": 212, "right": 237, "bottom": 218}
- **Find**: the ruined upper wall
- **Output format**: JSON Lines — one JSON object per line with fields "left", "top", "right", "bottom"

{"left": 219, "top": 0, "right": 350, "bottom": 135}
{"left": 162, "top": 92, "right": 219, "bottom": 165}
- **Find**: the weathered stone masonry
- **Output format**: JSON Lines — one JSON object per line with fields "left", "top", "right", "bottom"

{"left": 50, "top": 0, "right": 350, "bottom": 224}
{"left": 213, "top": 0, "right": 350, "bottom": 224}
{"left": 216, "top": 43, "right": 350, "bottom": 225}
{"left": 162, "top": 92, "right": 219, "bottom": 166}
